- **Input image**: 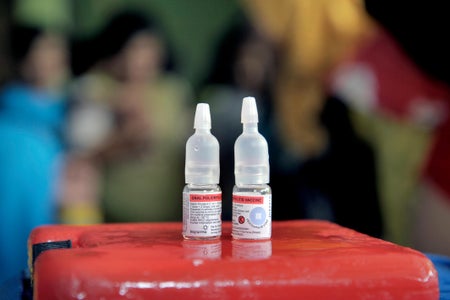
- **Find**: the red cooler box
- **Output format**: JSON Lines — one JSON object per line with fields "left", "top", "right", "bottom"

{"left": 29, "top": 221, "right": 439, "bottom": 299}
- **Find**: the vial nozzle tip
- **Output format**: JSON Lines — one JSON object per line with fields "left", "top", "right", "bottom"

{"left": 194, "top": 103, "right": 211, "bottom": 129}
{"left": 241, "top": 97, "right": 258, "bottom": 123}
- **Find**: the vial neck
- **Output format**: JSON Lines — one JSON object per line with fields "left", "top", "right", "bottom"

{"left": 187, "top": 183, "right": 218, "bottom": 188}
{"left": 195, "top": 128, "right": 210, "bottom": 134}
{"left": 243, "top": 122, "right": 258, "bottom": 133}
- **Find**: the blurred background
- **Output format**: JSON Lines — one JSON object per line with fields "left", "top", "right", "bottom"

{"left": 1, "top": 0, "right": 450, "bottom": 288}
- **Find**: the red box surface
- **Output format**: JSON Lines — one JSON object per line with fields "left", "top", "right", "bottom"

{"left": 29, "top": 221, "right": 439, "bottom": 299}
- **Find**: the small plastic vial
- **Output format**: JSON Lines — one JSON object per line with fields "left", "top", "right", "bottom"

{"left": 232, "top": 97, "right": 272, "bottom": 240}
{"left": 183, "top": 103, "right": 221, "bottom": 240}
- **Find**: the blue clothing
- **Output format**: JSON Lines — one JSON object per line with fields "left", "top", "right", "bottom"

{"left": 0, "top": 83, "right": 66, "bottom": 284}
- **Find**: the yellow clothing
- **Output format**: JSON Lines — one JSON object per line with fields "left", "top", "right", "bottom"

{"left": 74, "top": 72, "right": 191, "bottom": 222}
{"left": 103, "top": 76, "right": 191, "bottom": 222}
{"left": 350, "top": 110, "right": 432, "bottom": 245}
{"left": 243, "top": 0, "right": 373, "bottom": 157}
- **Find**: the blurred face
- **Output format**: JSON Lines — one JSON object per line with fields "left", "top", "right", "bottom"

{"left": 234, "top": 37, "right": 274, "bottom": 92}
{"left": 120, "top": 32, "right": 163, "bottom": 82}
{"left": 22, "top": 33, "right": 68, "bottom": 89}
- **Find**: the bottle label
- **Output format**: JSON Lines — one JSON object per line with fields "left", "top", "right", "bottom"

{"left": 232, "top": 193, "right": 272, "bottom": 239}
{"left": 183, "top": 192, "right": 222, "bottom": 238}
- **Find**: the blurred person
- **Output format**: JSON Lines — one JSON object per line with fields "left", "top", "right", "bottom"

{"left": 57, "top": 152, "right": 103, "bottom": 224}
{"left": 326, "top": 0, "right": 450, "bottom": 250}
{"left": 0, "top": 24, "right": 68, "bottom": 283}
{"left": 328, "top": 28, "right": 444, "bottom": 246}
{"left": 362, "top": 0, "right": 450, "bottom": 253}
{"left": 240, "top": 0, "right": 383, "bottom": 237}
{"left": 67, "top": 11, "right": 191, "bottom": 222}
{"left": 242, "top": 0, "right": 372, "bottom": 159}
{"left": 201, "top": 16, "right": 276, "bottom": 220}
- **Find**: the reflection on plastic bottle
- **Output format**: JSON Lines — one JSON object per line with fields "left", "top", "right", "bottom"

{"left": 182, "top": 240, "right": 222, "bottom": 260}
{"left": 232, "top": 239, "right": 272, "bottom": 260}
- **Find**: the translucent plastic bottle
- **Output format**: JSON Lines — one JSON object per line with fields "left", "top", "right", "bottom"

{"left": 232, "top": 97, "right": 272, "bottom": 240}
{"left": 183, "top": 103, "right": 221, "bottom": 240}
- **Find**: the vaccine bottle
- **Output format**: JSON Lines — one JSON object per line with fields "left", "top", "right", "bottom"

{"left": 183, "top": 103, "right": 221, "bottom": 240}
{"left": 232, "top": 97, "right": 272, "bottom": 240}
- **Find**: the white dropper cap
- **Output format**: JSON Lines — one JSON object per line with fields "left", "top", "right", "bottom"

{"left": 185, "top": 103, "right": 220, "bottom": 185}
{"left": 235, "top": 97, "right": 269, "bottom": 185}
{"left": 241, "top": 96, "right": 259, "bottom": 123}
{"left": 194, "top": 103, "right": 211, "bottom": 129}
